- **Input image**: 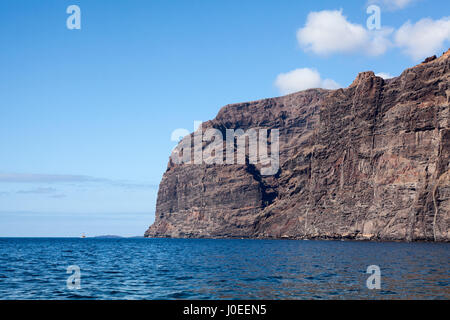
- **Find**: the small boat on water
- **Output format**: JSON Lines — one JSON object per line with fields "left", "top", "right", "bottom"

{"left": 81, "top": 233, "right": 86, "bottom": 238}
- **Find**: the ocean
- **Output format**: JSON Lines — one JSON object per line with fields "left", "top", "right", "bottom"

{"left": 0, "top": 238, "right": 448, "bottom": 299}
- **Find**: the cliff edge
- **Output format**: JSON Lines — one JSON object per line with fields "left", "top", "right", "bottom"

{"left": 145, "top": 51, "right": 450, "bottom": 241}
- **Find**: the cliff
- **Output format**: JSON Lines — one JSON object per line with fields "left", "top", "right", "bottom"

{"left": 145, "top": 51, "right": 450, "bottom": 241}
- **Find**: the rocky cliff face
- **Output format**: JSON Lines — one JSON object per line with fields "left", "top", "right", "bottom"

{"left": 145, "top": 51, "right": 450, "bottom": 241}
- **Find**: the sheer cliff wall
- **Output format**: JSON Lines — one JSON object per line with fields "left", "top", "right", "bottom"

{"left": 145, "top": 52, "right": 450, "bottom": 241}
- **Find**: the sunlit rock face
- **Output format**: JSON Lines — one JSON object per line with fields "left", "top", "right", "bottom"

{"left": 146, "top": 50, "right": 450, "bottom": 241}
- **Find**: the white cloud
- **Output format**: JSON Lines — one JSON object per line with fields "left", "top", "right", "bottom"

{"left": 275, "top": 68, "right": 340, "bottom": 95}
{"left": 296, "top": 9, "right": 450, "bottom": 61}
{"left": 0, "top": 173, "right": 103, "bottom": 183}
{"left": 375, "top": 72, "right": 394, "bottom": 79}
{"left": 297, "top": 10, "right": 392, "bottom": 56}
{"left": 16, "top": 187, "right": 58, "bottom": 194}
{"left": 388, "top": 0, "right": 413, "bottom": 9}
{"left": 368, "top": 0, "right": 415, "bottom": 10}
{"left": 0, "top": 173, "right": 158, "bottom": 189}
{"left": 394, "top": 17, "right": 450, "bottom": 61}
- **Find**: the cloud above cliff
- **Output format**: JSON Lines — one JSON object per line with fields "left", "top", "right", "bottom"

{"left": 297, "top": 10, "right": 392, "bottom": 56}
{"left": 275, "top": 68, "right": 340, "bottom": 95}
{"left": 296, "top": 9, "right": 450, "bottom": 61}
{"left": 394, "top": 17, "right": 450, "bottom": 61}
{"left": 375, "top": 72, "right": 394, "bottom": 79}
{"left": 368, "top": 0, "right": 416, "bottom": 10}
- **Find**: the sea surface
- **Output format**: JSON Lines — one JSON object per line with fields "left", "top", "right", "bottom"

{"left": 0, "top": 238, "right": 448, "bottom": 300}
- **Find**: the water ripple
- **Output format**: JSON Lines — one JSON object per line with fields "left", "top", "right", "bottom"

{"left": 0, "top": 238, "right": 448, "bottom": 300}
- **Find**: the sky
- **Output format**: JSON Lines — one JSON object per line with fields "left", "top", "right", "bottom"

{"left": 0, "top": 0, "right": 449, "bottom": 237}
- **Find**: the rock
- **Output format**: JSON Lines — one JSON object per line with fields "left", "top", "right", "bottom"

{"left": 422, "top": 55, "right": 437, "bottom": 64}
{"left": 145, "top": 50, "right": 450, "bottom": 241}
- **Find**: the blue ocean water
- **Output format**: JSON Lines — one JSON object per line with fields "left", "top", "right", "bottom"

{"left": 0, "top": 238, "right": 448, "bottom": 300}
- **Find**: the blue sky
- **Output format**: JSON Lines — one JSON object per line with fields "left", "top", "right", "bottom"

{"left": 0, "top": 0, "right": 449, "bottom": 236}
